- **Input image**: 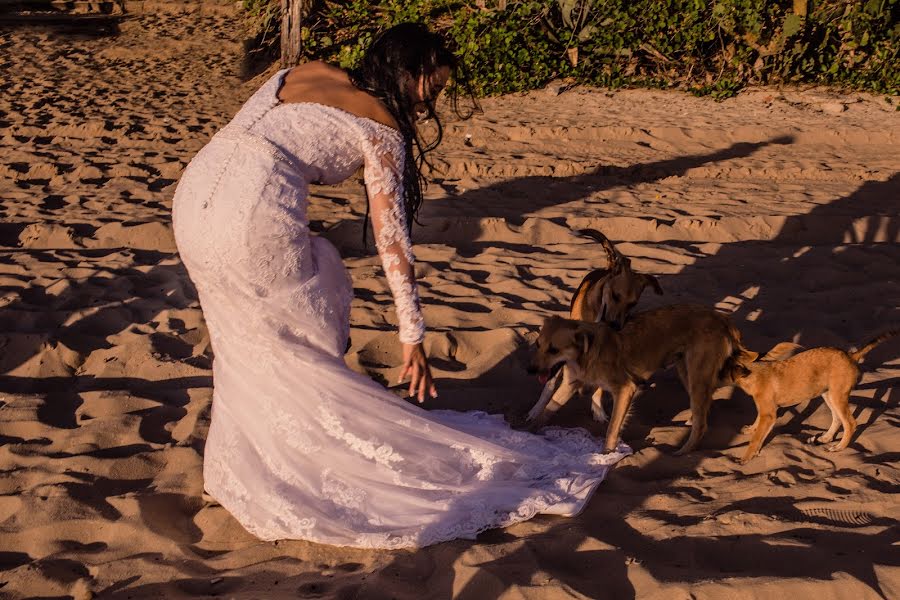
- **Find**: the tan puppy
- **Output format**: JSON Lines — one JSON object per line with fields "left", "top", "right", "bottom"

{"left": 527, "top": 305, "right": 758, "bottom": 454}
{"left": 727, "top": 330, "right": 898, "bottom": 463}
{"left": 532, "top": 231, "right": 662, "bottom": 426}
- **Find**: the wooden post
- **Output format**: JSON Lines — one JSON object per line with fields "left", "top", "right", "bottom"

{"left": 280, "top": 0, "right": 313, "bottom": 68}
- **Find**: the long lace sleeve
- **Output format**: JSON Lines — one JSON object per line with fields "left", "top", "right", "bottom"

{"left": 362, "top": 129, "right": 426, "bottom": 345}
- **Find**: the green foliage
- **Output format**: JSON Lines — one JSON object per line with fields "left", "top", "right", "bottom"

{"left": 690, "top": 78, "right": 745, "bottom": 101}
{"left": 242, "top": 0, "right": 280, "bottom": 34}
{"left": 245, "top": 1, "right": 899, "bottom": 96}
{"left": 242, "top": 0, "right": 281, "bottom": 51}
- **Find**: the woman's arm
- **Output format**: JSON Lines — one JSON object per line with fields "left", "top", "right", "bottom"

{"left": 363, "top": 129, "right": 436, "bottom": 401}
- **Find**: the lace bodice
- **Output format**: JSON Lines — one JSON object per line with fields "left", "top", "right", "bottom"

{"left": 222, "top": 69, "right": 425, "bottom": 344}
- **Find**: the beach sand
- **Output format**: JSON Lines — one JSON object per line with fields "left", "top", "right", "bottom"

{"left": 0, "top": 4, "right": 897, "bottom": 599}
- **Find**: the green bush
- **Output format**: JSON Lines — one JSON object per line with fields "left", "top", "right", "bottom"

{"left": 244, "top": 1, "right": 899, "bottom": 97}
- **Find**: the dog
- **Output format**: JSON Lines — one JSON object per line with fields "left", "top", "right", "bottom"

{"left": 570, "top": 230, "right": 663, "bottom": 330}
{"left": 725, "top": 329, "right": 898, "bottom": 463}
{"left": 530, "top": 230, "right": 663, "bottom": 428}
{"left": 527, "top": 305, "right": 758, "bottom": 454}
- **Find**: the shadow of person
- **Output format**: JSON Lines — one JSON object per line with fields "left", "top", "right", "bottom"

{"left": 321, "top": 136, "right": 796, "bottom": 251}
{"left": 422, "top": 136, "right": 795, "bottom": 223}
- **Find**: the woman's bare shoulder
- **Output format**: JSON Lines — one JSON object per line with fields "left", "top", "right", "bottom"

{"left": 278, "top": 61, "right": 400, "bottom": 132}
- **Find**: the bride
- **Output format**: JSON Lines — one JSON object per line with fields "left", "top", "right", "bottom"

{"left": 172, "top": 22, "right": 628, "bottom": 549}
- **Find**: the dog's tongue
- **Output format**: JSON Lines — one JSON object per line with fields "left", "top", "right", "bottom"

{"left": 538, "top": 374, "right": 548, "bottom": 385}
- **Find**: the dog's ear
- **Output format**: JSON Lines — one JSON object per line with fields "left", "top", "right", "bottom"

{"left": 719, "top": 356, "right": 752, "bottom": 383}
{"left": 642, "top": 274, "right": 664, "bottom": 295}
{"left": 761, "top": 342, "right": 803, "bottom": 361}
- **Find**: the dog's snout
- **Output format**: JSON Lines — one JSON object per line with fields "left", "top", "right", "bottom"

{"left": 526, "top": 364, "right": 538, "bottom": 375}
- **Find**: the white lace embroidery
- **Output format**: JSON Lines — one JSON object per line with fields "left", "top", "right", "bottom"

{"left": 453, "top": 444, "right": 502, "bottom": 481}
{"left": 362, "top": 131, "right": 426, "bottom": 345}
{"left": 321, "top": 469, "right": 367, "bottom": 510}
{"left": 316, "top": 405, "right": 404, "bottom": 467}
{"left": 173, "top": 69, "right": 631, "bottom": 550}
{"left": 274, "top": 409, "right": 321, "bottom": 453}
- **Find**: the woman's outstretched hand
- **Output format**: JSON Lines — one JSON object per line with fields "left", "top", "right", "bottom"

{"left": 399, "top": 342, "right": 437, "bottom": 403}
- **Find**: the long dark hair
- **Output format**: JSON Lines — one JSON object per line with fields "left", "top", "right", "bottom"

{"left": 348, "top": 22, "right": 465, "bottom": 245}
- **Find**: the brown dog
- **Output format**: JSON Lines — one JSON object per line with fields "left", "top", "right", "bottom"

{"left": 727, "top": 329, "right": 898, "bottom": 463}
{"left": 527, "top": 305, "right": 758, "bottom": 454}
{"left": 531, "top": 231, "right": 662, "bottom": 426}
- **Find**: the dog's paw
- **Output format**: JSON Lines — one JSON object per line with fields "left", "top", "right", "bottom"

{"left": 808, "top": 433, "right": 835, "bottom": 445}
{"left": 826, "top": 443, "right": 846, "bottom": 452}
{"left": 738, "top": 449, "right": 758, "bottom": 464}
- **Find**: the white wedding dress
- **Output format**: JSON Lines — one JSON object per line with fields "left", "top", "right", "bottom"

{"left": 172, "top": 69, "right": 629, "bottom": 549}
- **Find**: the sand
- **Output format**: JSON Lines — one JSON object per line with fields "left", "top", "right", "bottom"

{"left": 0, "top": 4, "right": 898, "bottom": 599}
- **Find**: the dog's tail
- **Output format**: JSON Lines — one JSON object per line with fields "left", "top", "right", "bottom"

{"left": 577, "top": 229, "right": 626, "bottom": 270}
{"left": 577, "top": 228, "right": 613, "bottom": 246}
{"left": 849, "top": 329, "right": 899, "bottom": 364}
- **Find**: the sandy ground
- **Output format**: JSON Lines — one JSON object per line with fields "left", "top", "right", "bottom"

{"left": 1, "top": 5, "right": 898, "bottom": 599}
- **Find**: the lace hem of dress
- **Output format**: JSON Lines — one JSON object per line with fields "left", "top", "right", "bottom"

{"left": 204, "top": 411, "right": 630, "bottom": 550}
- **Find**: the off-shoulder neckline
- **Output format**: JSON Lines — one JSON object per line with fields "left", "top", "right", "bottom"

{"left": 286, "top": 102, "right": 405, "bottom": 140}
{"left": 272, "top": 69, "right": 405, "bottom": 141}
